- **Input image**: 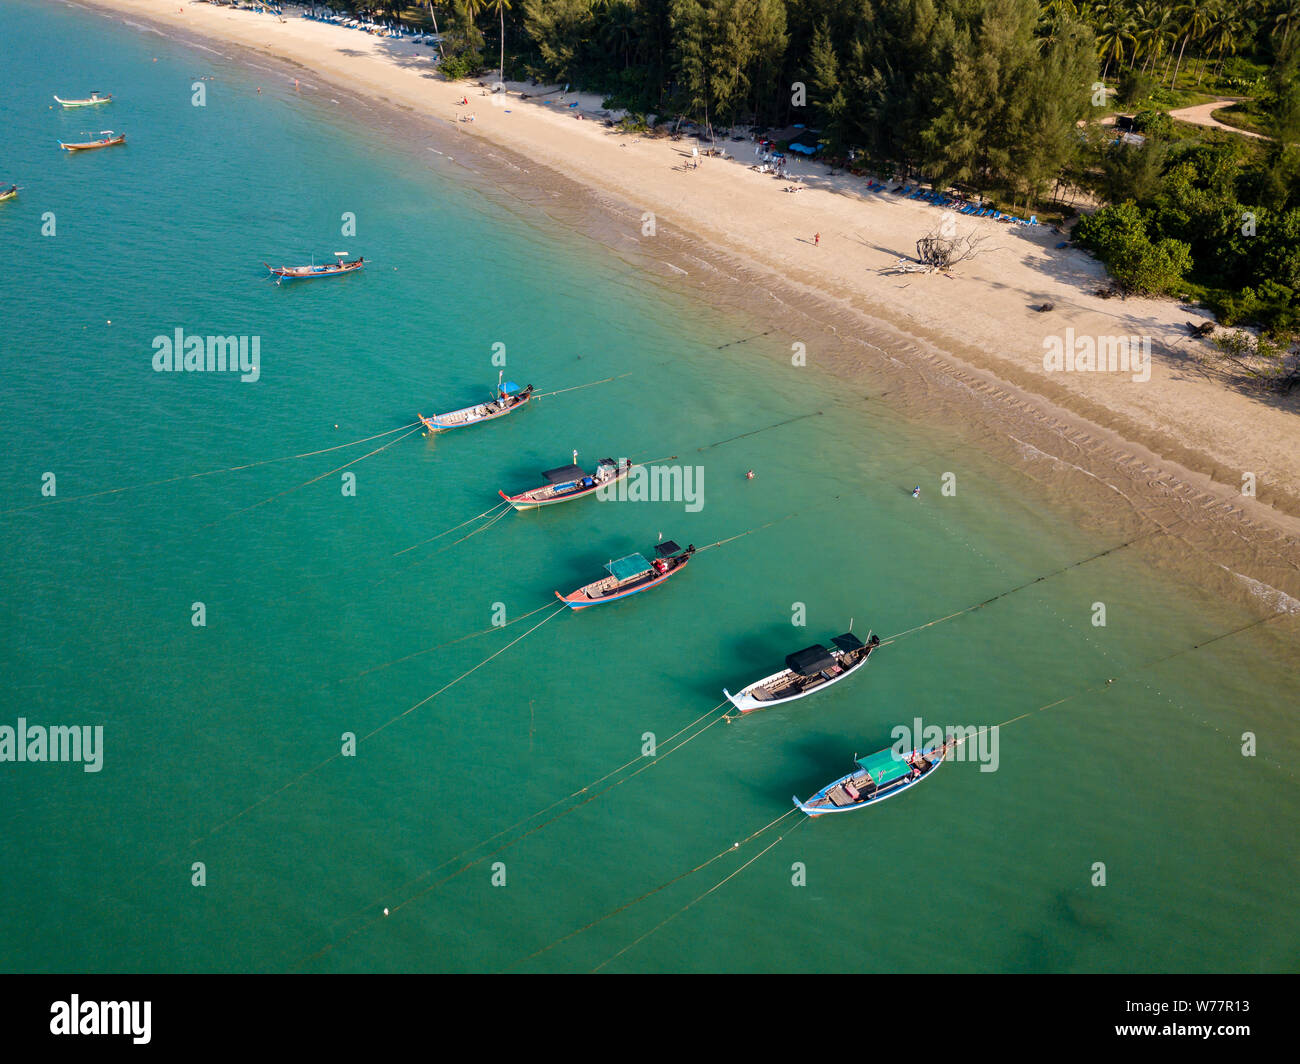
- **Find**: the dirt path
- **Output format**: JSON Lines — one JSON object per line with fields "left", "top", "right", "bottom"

{"left": 1168, "top": 98, "right": 1268, "bottom": 139}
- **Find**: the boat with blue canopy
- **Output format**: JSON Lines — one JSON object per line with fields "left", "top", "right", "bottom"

{"left": 725, "top": 628, "right": 880, "bottom": 712}
{"left": 420, "top": 375, "right": 534, "bottom": 433}
{"left": 500, "top": 454, "right": 633, "bottom": 510}
{"left": 556, "top": 539, "right": 695, "bottom": 609}
{"left": 794, "top": 739, "right": 951, "bottom": 816}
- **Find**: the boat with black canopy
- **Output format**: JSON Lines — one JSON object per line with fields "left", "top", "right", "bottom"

{"left": 500, "top": 454, "right": 632, "bottom": 510}
{"left": 556, "top": 539, "right": 694, "bottom": 609}
{"left": 724, "top": 628, "right": 880, "bottom": 712}
{"left": 794, "top": 740, "right": 951, "bottom": 816}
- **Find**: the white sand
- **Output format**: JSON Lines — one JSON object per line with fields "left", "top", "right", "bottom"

{"left": 74, "top": 1, "right": 1300, "bottom": 543}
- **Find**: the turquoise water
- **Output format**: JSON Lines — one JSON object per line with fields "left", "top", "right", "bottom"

{"left": 1, "top": 0, "right": 1296, "bottom": 973}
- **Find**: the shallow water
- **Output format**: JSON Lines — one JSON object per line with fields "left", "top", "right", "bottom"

{"left": 0, "top": 0, "right": 1296, "bottom": 973}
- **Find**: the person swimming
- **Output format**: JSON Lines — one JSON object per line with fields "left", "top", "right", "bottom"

{"left": 912, "top": 486, "right": 921, "bottom": 498}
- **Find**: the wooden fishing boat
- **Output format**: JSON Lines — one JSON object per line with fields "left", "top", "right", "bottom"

{"left": 725, "top": 630, "right": 880, "bottom": 713}
{"left": 794, "top": 741, "right": 951, "bottom": 816}
{"left": 54, "top": 93, "right": 112, "bottom": 108}
{"left": 0, "top": 186, "right": 17, "bottom": 203}
{"left": 59, "top": 132, "right": 125, "bottom": 151}
{"left": 265, "top": 253, "right": 364, "bottom": 281}
{"left": 500, "top": 455, "right": 633, "bottom": 510}
{"left": 419, "top": 380, "right": 533, "bottom": 433}
{"left": 556, "top": 540, "right": 695, "bottom": 609}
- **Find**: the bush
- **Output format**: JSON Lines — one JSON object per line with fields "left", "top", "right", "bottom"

{"left": 1118, "top": 69, "right": 1154, "bottom": 107}
{"left": 1134, "top": 110, "right": 1174, "bottom": 141}
{"left": 439, "top": 52, "right": 482, "bottom": 81}
{"left": 1075, "top": 201, "right": 1191, "bottom": 295}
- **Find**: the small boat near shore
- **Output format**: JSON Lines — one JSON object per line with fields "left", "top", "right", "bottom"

{"left": 54, "top": 93, "right": 112, "bottom": 108}
{"left": 59, "top": 131, "right": 125, "bottom": 151}
{"left": 794, "top": 740, "right": 951, "bottom": 816}
{"left": 265, "top": 253, "right": 364, "bottom": 282}
{"left": 724, "top": 629, "right": 880, "bottom": 713}
{"left": 500, "top": 455, "right": 632, "bottom": 510}
{"left": 420, "top": 379, "right": 533, "bottom": 433}
{"left": 556, "top": 539, "right": 695, "bottom": 609}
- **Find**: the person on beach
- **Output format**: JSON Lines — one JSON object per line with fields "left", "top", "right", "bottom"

{"left": 814, "top": 232, "right": 820, "bottom": 246}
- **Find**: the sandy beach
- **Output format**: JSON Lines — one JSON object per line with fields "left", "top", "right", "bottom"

{"left": 68, "top": 0, "right": 1300, "bottom": 602}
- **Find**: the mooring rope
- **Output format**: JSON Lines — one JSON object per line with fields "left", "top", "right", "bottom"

{"left": 0, "top": 421, "right": 423, "bottom": 516}
{"left": 201, "top": 424, "right": 424, "bottom": 529}
{"left": 531, "top": 371, "right": 634, "bottom": 399}
{"left": 392, "top": 501, "right": 511, "bottom": 557}
{"left": 512, "top": 808, "right": 800, "bottom": 970}
{"left": 298, "top": 701, "right": 732, "bottom": 968}
{"left": 593, "top": 815, "right": 809, "bottom": 972}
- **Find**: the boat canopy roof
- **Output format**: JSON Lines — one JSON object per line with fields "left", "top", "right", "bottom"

{"left": 786, "top": 645, "right": 836, "bottom": 676}
{"left": 832, "top": 632, "right": 866, "bottom": 652}
{"left": 543, "top": 464, "right": 585, "bottom": 484}
{"left": 501, "top": 380, "right": 523, "bottom": 394}
{"left": 606, "top": 554, "right": 652, "bottom": 581}
{"left": 856, "top": 749, "right": 911, "bottom": 785}
{"left": 655, "top": 540, "right": 682, "bottom": 557}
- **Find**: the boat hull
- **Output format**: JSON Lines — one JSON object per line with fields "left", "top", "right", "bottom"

{"left": 59, "top": 135, "right": 125, "bottom": 151}
{"left": 265, "top": 258, "right": 364, "bottom": 280}
{"left": 725, "top": 639, "right": 877, "bottom": 712}
{"left": 420, "top": 386, "right": 533, "bottom": 432}
{"left": 54, "top": 95, "right": 112, "bottom": 107}
{"left": 0, "top": 187, "right": 16, "bottom": 203}
{"left": 556, "top": 555, "right": 689, "bottom": 609}
{"left": 794, "top": 747, "right": 945, "bottom": 816}
{"left": 500, "top": 464, "right": 631, "bottom": 510}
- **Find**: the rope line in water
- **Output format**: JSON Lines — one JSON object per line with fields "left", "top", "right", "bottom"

{"left": 201, "top": 424, "right": 423, "bottom": 529}
{"left": 177, "top": 604, "right": 567, "bottom": 852}
{"left": 531, "top": 372, "right": 634, "bottom": 399}
{"left": 326, "top": 600, "right": 560, "bottom": 688}
{"left": 299, "top": 702, "right": 732, "bottom": 968}
{"left": 880, "top": 531, "right": 1161, "bottom": 644}
{"left": 513, "top": 808, "right": 800, "bottom": 970}
{"left": 392, "top": 501, "right": 510, "bottom": 557}
{"left": 594, "top": 816, "right": 808, "bottom": 972}
{"left": 0, "top": 421, "right": 422, "bottom": 516}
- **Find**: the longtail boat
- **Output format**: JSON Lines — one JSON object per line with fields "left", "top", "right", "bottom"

{"left": 59, "top": 132, "right": 125, "bottom": 151}
{"left": 500, "top": 454, "right": 633, "bottom": 510}
{"left": 0, "top": 186, "right": 17, "bottom": 203}
{"left": 54, "top": 93, "right": 112, "bottom": 108}
{"left": 724, "top": 629, "right": 880, "bottom": 713}
{"left": 420, "top": 379, "right": 533, "bottom": 433}
{"left": 794, "top": 740, "right": 951, "bottom": 816}
{"left": 556, "top": 540, "right": 695, "bottom": 610}
{"left": 265, "top": 253, "right": 364, "bottom": 282}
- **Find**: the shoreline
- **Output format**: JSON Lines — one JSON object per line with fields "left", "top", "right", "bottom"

{"left": 64, "top": 0, "right": 1300, "bottom": 610}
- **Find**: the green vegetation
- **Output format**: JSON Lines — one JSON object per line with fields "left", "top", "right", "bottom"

{"left": 323, "top": 0, "right": 1300, "bottom": 345}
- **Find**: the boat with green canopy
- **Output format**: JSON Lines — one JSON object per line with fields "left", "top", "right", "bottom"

{"left": 794, "top": 739, "right": 951, "bottom": 816}
{"left": 555, "top": 539, "right": 694, "bottom": 609}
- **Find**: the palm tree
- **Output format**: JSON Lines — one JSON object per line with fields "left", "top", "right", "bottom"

{"left": 1168, "top": 0, "right": 1213, "bottom": 88}
{"left": 1275, "top": 0, "right": 1300, "bottom": 49}
{"left": 488, "top": 0, "right": 510, "bottom": 86}
{"left": 1096, "top": 16, "right": 1138, "bottom": 81}
{"left": 1136, "top": 2, "right": 1176, "bottom": 75}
